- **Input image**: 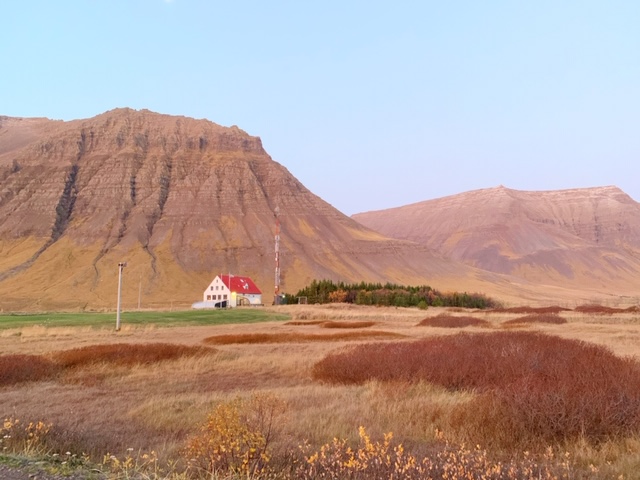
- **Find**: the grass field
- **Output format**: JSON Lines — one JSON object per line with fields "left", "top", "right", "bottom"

{"left": 0, "top": 308, "right": 289, "bottom": 330}
{"left": 1, "top": 303, "right": 640, "bottom": 479}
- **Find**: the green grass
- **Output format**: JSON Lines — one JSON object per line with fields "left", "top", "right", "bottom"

{"left": 0, "top": 309, "right": 289, "bottom": 330}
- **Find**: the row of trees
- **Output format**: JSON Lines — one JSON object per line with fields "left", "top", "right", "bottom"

{"left": 283, "top": 280, "right": 499, "bottom": 309}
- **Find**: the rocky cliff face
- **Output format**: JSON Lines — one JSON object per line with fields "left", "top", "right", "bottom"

{"left": 0, "top": 109, "right": 493, "bottom": 310}
{"left": 353, "top": 186, "right": 640, "bottom": 297}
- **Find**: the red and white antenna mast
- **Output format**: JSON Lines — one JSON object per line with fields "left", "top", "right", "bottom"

{"left": 274, "top": 206, "right": 281, "bottom": 304}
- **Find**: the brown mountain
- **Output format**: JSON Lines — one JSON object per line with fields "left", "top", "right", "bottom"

{"left": 353, "top": 186, "right": 640, "bottom": 300}
{"left": 0, "top": 109, "right": 506, "bottom": 311}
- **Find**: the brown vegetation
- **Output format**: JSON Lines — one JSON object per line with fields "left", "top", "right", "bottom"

{"left": 3, "top": 305, "right": 640, "bottom": 478}
{"left": 202, "top": 330, "right": 402, "bottom": 345}
{"left": 0, "top": 354, "right": 61, "bottom": 386}
{"left": 283, "top": 320, "right": 326, "bottom": 326}
{"left": 313, "top": 331, "right": 640, "bottom": 448}
{"left": 0, "top": 344, "right": 212, "bottom": 388}
{"left": 417, "top": 315, "right": 490, "bottom": 328}
{"left": 319, "top": 320, "right": 376, "bottom": 329}
{"left": 282, "top": 320, "right": 377, "bottom": 328}
{"left": 50, "top": 343, "right": 213, "bottom": 368}
{"left": 502, "top": 314, "right": 568, "bottom": 326}
{"left": 574, "top": 304, "right": 639, "bottom": 314}
{"left": 489, "top": 306, "right": 570, "bottom": 314}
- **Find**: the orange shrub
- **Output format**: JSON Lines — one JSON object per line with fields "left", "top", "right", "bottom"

{"left": 0, "top": 354, "right": 61, "bottom": 386}
{"left": 320, "top": 321, "right": 376, "bottom": 329}
{"left": 574, "top": 304, "right": 625, "bottom": 314}
{"left": 313, "top": 331, "right": 640, "bottom": 446}
{"left": 50, "top": 343, "right": 213, "bottom": 368}
{"left": 296, "top": 427, "right": 570, "bottom": 480}
{"left": 183, "top": 393, "right": 285, "bottom": 477}
{"left": 203, "top": 331, "right": 402, "bottom": 345}
{"left": 417, "top": 315, "right": 489, "bottom": 328}
{"left": 283, "top": 320, "right": 326, "bottom": 326}
{"left": 489, "top": 306, "right": 570, "bottom": 314}
{"left": 503, "top": 314, "right": 567, "bottom": 325}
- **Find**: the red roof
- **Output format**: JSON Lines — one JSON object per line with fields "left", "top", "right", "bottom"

{"left": 220, "top": 275, "right": 262, "bottom": 295}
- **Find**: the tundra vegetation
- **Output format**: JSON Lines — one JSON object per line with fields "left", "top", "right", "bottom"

{"left": 1, "top": 302, "right": 640, "bottom": 479}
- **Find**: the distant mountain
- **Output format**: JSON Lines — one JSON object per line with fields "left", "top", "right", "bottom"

{"left": 0, "top": 109, "right": 493, "bottom": 311}
{"left": 352, "top": 186, "right": 640, "bottom": 299}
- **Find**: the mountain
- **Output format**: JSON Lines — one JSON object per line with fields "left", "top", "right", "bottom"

{"left": 0, "top": 109, "right": 500, "bottom": 311}
{"left": 352, "top": 186, "right": 640, "bottom": 300}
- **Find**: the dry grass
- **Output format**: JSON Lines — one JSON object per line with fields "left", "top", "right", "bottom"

{"left": 417, "top": 314, "right": 490, "bottom": 328}
{"left": 2, "top": 304, "right": 640, "bottom": 478}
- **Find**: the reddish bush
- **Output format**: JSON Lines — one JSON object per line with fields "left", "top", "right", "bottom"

{"left": 283, "top": 320, "right": 326, "bottom": 326}
{"left": 320, "top": 321, "right": 376, "bottom": 329}
{"left": 51, "top": 343, "right": 213, "bottom": 368}
{"left": 0, "top": 354, "right": 61, "bottom": 386}
{"left": 489, "top": 306, "right": 569, "bottom": 314}
{"left": 574, "top": 304, "right": 625, "bottom": 314}
{"left": 502, "top": 314, "right": 567, "bottom": 326}
{"left": 313, "top": 331, "right": 640, "bottom": 446}
{"left": 417, "top": 315, "right": 489, "bottom": 328}
{"left": 203, "top": 331, "right": 402, "bottom": 345}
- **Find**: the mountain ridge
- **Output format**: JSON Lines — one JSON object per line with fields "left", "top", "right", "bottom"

{"left": 352, "top": 185, "right": 640, "bottom": 298}
{"left": 1, "top": 109, "right": 513, "bottom": 311}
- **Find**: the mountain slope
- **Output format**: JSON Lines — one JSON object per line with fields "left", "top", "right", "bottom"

{"left": 0, "top": 109, "right": 498, "bottom": 311}
{"left": 352, "top": 186, "right": 640, "bottom": 297}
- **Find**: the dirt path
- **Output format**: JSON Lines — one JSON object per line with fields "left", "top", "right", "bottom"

{"left": 0, "top": 463, "right": 103, "bottom": 479}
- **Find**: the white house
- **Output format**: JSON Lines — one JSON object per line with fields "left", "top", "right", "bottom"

{"left": 197, "top": 274, "right": 263, "bottom": 308}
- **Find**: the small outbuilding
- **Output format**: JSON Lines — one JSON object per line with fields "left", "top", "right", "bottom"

{"left": 196, "top": 274, "right": 263, "bottom": 308}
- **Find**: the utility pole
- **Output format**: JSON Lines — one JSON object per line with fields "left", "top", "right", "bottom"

{"left": 116, "top": 262, "right": 127, "bottom": 331}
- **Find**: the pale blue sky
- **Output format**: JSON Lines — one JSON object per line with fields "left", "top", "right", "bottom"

{"left": 2, "top": 1, "right": 639, "bottom": 214}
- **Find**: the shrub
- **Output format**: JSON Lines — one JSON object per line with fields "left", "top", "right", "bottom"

{"left": 417, "top": 315, "right": 489, "bottom": 328}
{"left": 296, "top": 427, "right": 570, "bottom": 479}
{"left": 0, "top": 417, "right": 53, "bottom": 455}
{"left": 574, "top": 304, "right": 625, "bottom": 314}
{"left": 50, "top": 343, "right": 213, "bottom": 368}
{"left": 489, "top": 306, "right": 570, "bottom": 314}
{"left": 183, "top": 393, "right": 285, "bottom": 477}
{"left": 203, "top": 331, "right": 403, "bottom": 345}
{"left": 320, "top": 321, "right": 376, "bottom": 329}
{"left": 503, "top": 314, "right": 567, "bottom": 326}
{"left": 0, "top": 354, "right": 61, "bottom": 386}
{"left": 312, "top": 332, "right": 640, "bottom": 447}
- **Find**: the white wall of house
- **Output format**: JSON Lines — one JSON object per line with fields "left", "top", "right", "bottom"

{"left": 203, "top": 276, "right": 231, "bottom": 306}
{"left": 234, "top": 293, "right": 262, "bottom": 306}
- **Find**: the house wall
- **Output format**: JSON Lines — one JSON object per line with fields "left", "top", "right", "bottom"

{"left": 235, "top": 293, "right": 263, "bottom": 306}
{"left": 203, "top": 276, "right": 231, "bottom": 306}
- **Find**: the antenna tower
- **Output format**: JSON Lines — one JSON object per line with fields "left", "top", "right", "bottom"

{"left": 274, "top": 206, "right": 281, "bottom": 304}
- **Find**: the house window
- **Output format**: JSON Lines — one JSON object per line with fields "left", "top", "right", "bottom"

{"left": 210, "top": 286, "right": 213, "bottom": 291}
{"left": 223, "top": 294, "right": 227, "bottom": 299}
{"left": 207, "top": 295, "right": 211, "bottom": 300}
{"left": 216, "top": 286, "right": 219, "bottom": 290}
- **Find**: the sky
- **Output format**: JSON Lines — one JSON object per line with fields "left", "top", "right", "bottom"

{"left": 2, "top": 1, "right": 639, "bottom": 215}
